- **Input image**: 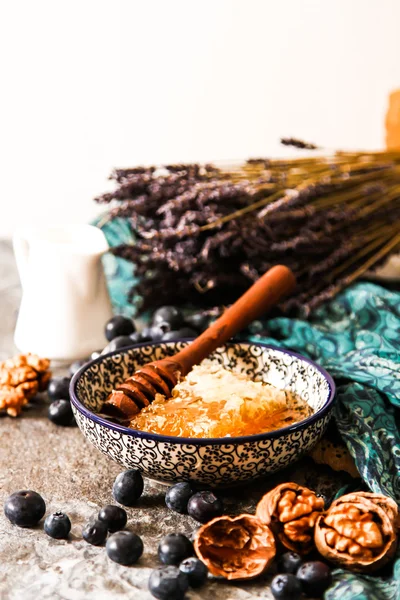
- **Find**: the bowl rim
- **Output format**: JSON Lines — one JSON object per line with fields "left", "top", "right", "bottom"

{"left": 70, "top": 340, "right": 336, "bottom": 446}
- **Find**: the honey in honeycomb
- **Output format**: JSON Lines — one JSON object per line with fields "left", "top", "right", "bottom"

{"left": 129, "top": 361, "right": 312, "bottom": 438}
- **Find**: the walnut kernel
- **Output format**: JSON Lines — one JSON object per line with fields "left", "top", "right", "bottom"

{"left": 0, "top": 353, "right": 51, "bottom": 416}
{"left": 256, "top": 482, "right": 325, "bottom": 554}
{"left": 315, "top": 492, "right": 398, "bottom": 572}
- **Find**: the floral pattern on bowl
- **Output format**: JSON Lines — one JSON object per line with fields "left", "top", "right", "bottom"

{"left": 70, "top": 341, "right": 335, "bottom": 487}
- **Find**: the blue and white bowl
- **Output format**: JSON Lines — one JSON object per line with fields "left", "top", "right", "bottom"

{"left": 70, "top": 341, "right": 335, "bottom": 488}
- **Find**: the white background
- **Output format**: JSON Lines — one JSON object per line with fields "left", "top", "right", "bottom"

{"left": 0, "top": 0, "right": 399, "bottom": 237}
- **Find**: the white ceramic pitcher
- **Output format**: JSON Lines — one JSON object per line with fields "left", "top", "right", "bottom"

{"left": 13, "top": 224, "right": 114, "bottom": 362}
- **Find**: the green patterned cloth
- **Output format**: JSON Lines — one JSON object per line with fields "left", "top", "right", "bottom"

{"left": 97, "top": 217, "right": 400, "bottom": 599}
{"left": 249, "top": 283, "right": 400, "bottom": 504}
{"left": 97, "top": 217, "right": 139, "bottom": 317}
{"left": 247, "top": 282, "right": 400, "bottom": 599}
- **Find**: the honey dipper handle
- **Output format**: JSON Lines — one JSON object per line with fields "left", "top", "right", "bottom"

{"left": 172, "top": 265, "right": 296, "bottom": 375}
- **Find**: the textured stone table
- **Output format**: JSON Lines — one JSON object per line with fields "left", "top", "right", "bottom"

{"left": 0, "top": 240, "right": 346, "bottom": 600}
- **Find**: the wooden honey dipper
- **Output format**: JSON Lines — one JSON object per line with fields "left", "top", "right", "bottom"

{"left": 102, "top": 265, "right": 296, "bottom": 420}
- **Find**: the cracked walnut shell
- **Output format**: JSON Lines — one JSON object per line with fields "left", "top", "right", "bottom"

{"left": 194, "top": 514, "right": 276, "bottom": 580}
{"left": 256, "top": 482, "right": 325, "bottom": 554}
{"left": 309, "top": 437, "right": 359, "bottom": 478}
{"left": 0, "top": 353, "right": 51, "bottom": 416}
{"left": 315, "top": 492, "right": 399, "bottom": 573}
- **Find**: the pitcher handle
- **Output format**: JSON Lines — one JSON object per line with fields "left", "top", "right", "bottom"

{"left": 13, "top": 228, "right": 30, "bottom": 288}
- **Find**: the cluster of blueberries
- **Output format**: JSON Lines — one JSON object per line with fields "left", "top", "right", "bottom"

{"left": 3, "top": 470, "right": 225, "bottom": 600}
{"left": 98, "top": 306, "right": 207, "bottom": 357}
{"left": 4, "top": 472, "right": 332, "bottom": 600}
{"left": 44, "top": 305, "right": 209, "bottom": 428}
{"left": 45, "top": 302, "right": 262, "bottom": 428}
{"left": 270, "top": 553, "right": 332, "bottom": 600}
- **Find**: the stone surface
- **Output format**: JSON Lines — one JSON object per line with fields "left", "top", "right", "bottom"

{"left": 0, "top": 240, "right": 347, "bottom": 599}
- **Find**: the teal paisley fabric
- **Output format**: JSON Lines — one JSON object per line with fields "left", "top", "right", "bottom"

{"left": 94, "top": 216, "right": 139, "bottom": 317}
{"left": 248, "top": 283, "right": 400, "bottom": 599}
{"left": 247, "top": 283, "right": 400, "bottom": 505}
{"left": 325, "top": 559, "right": 400, "bottom": 600}
{"left": 97, "top": 217, "right": 400, "bottom": 600}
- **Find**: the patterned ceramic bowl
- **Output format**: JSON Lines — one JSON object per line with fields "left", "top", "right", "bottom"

{"left": 70, "top": 341, "right": 335, "bottom": 488}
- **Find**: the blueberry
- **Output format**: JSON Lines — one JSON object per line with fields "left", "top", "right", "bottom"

{"left": 106, "top": 530, "right": 143, "bottom": 565}
{"left": 271, "top": 573, "right": 302, "bottom": 600}
{"left": 69, "top": 360, "right": 88, "bottom": 377}
{"left": 48, "top": 377, "right": 71, "bottom": 401}
{"left": 161, "top": 328, "right": 197, "bottom": 342}
{"left": 148, "top": 566, "right": 189, "bottom": 600}
{"left": 158, "top": 533, "right": 193, "bottom": 565}
{"left": 165, "top": 482, "right": 194, "bottom": 514}
{"left": 184, "top": 312, "right": 209, "bottom": 332}
{"left": 4, "top": 490, "right": 46, "bottom": 527}
{"left": 105, "top": 315, "right": 135, "bottom": 341}
{"left": 112, "top": 469, "right": 144, "bottom": 506}
{"left": 187, "top": 491, "right": 223, "bottom": 523}
{"left": 48, "top": 400, "right": 75, "bottom": 426}
{"left": 278, "top": 551, "right": 303, "bottom": 574}
{"left": 44, "top": 511, "right": 71, "bottom": 539}
{"left": 102, "top": 335, "right": 133, "bottom": 355}
{"left": 149, "top": 325, "right": 169, "bottom": 342}
{"left": 296, "top": 561, "right": 332, "bottom": 596}
{"left": 129, "top": 331, "right": 143, "bottom": 344}
{"left": 152, "top": 306, "right": 184, "bottom": 330}
{"left": 139, "top": 327, "right": 153, "bottom": 342}
{"left": 178, "top": 327, "right": 198, "bottom": 337}
{"left": 98, "top": 505, "right": 127, "bottom": 532}
{"left": 82, "top": 519, "right": 108, "bottom": 545}
{"left": 157, "top": 321, "right": 174, "bottom": 333}
{"left": 179, "top": 557, "right": 208, "bottom": 588}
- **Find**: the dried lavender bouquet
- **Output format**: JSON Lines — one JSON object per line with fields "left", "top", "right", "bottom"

{"left": 95, "top": 147, "right": 400, "bottom": 316}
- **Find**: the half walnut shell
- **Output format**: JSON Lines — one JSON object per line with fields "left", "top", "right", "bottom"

{"left": 194, "top": 514, "right": 276, "bottom": 580}
{"left": 256, "top": 482, "right": 325, "bottom": 554}
{"left": 315, "top": 492, "right": 399, "bottom": 573}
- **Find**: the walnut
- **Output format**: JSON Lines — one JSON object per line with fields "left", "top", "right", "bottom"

{"left": 0, "top": 353, "right": 51, "bottom": 416}
{"left": 256, "top": 482, "right": 325, "bottom": 554}
{"left": 309, "top": 437, "right": 359, "bottom": 478}
{"left": 37, "top": 369, "right": 52, "bottom": 392}
{"left": 0, "top": 386, "right": 27, "bottom": 417}
{"left": 315, "top": 492, "right": 399, "bottom": 572}
{"left": 194, "top": 514, "right": 276, "bottom": 580}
